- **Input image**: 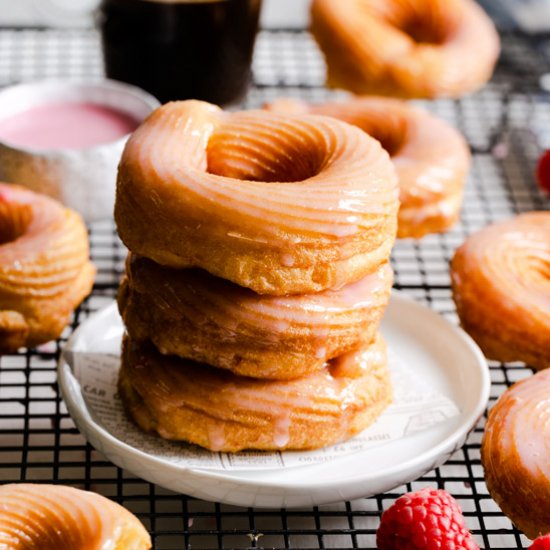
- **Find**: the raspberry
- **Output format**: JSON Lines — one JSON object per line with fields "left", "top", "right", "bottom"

{"left": 376, "top": 488, "right": 479, "bottom": 550}
{"left": 536, "top": 149, "right": 550, "bottom": 195}
{"left": 531, "top": 534, "right": 550, "bottom": 549}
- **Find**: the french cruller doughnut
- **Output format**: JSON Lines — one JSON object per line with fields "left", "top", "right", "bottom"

{"left": 267, "top": 97, "right": 470, "bottom": 238}
{"left": 0, "top": 483, "right": 151, "bottom": 549}
{"left": 451, "top": 212, "right": 550, "bottom": 371}
{"left": 0, "top": 183, "right": 95, "bottom": 352}
{"left": 115, "top": 100, "right": 399, "bottom": 296}
{"left": 118, "top": 255, "right": 392, "bottom": 379}
{"left": 481, "top": 369, "right": 550, "bottom": 539}
{"left": 310, "top": 0, "right": 500, "bottom": 98}
{"left": 116, "top": 99, "right": 398, "bottom": 452}
{"left": 119, "top": 334, "right": 392, "bottom": 452}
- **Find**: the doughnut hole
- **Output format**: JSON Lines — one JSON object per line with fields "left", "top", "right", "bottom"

{"left": 378, "top": 0, "right": 458, "bottom": 46}
{"left": 394, "top": 12, "right": 448, "bottom": 45}
{"left": 332, "top": 110, "right": 408, "bottom": 157}
{"left": 0, "top": 200, "right": 32, "bottom": 245}
{"left": 206, "top": 116, "right": 327, "bottom": 183}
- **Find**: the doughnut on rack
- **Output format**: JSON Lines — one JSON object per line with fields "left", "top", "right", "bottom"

{"left": 0, "top": 18, "right": 548, "bottom": 550}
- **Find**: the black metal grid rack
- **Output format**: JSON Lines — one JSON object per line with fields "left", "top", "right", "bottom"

{"left": 0, "top": 23, "right": 549, "bottom": 550}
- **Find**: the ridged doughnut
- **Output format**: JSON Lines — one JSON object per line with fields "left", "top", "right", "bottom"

{"left": 451, "top": 212, "right": 550, "bottom": 370}
{"left": 119, "top": 334, "right": 392, "bottom": 452}
{"left": 115, "top": 100, "right": 398, "bottom": 295}
{"left": 0, "top": 483, "right": 151, "bottom": 549}
{"left": 310, "top": 0, "right": 500, "bottom": 98}
{"left": 481, "top": 369, "right": 550, "bottom": 539}
{"left": 118, "top": 254, "right": 392, "bottom": 379}
{"left": 266, "top": 97, "right": 470, "bottom": 238}
{"left": 0, "top": 184, "right": 95, "bottom": 352}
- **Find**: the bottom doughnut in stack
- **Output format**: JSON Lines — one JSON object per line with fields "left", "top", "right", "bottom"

{"left": 119, "top": 333, "right": 392, "bottom": 452}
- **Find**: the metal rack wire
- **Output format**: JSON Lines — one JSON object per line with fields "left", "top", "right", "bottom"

{"left": 0, "top": 25, "right": 549, "bottom": 549}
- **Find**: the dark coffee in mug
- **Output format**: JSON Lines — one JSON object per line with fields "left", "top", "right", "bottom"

{"left": 98, "top": 0, "right": 262, "bottom": 105}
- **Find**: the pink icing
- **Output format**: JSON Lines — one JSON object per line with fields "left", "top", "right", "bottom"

{"left": 273, "top": 414, "right": 291, "bottom": 448}
{"left": 0, "top": 102, "right": 140, "bottom": 150}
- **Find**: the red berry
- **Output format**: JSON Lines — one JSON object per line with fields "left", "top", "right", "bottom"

{"left": 536, "top": 149, "right": 550, "bottom": 195}
{"left": 531, "top": 534, "right": 550, "bottom": 549}
{"left": 376, "top": 488, "right": 479, "bottom": 550}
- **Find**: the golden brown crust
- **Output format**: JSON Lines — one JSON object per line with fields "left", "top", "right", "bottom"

{"left": 0, "top": 311, "right": 28, "bottom": 352}
{"left": 118, "top": 255, "right": 392, "bottom": 379}
{"left": 310, "top": 0, "right": 500, "bottom": 99}
{"left": 266, "top": 97, "right": 470, "bottom": 239}
{"left": 481, "top": 370, "right": 550, "bottom": 539}
{"left": 0, "top": 184, "right": 95, "bottom": 353}
{"left": 451, "top": 212, "right": 550, "bottom": 370}
{"left": 0, "top": 483, "right": 151, "bottom": 549}
{"left": 119, "top": 334, "right": 392, "bottom": 452}
{"left": 115, "top": 100, "right": 398, "bottom": 295}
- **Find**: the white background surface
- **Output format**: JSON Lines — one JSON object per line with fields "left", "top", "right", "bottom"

{"left": 0, "top": 0, "right": 312, "bottom": 28}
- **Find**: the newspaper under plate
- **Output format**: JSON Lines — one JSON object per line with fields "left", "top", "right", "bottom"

{"left": 65, "top": 342, "right": 459, "bottom": 471}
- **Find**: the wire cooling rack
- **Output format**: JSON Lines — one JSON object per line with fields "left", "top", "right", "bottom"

{"left": 0, "top": 24, "right": 549, "bottom": 550}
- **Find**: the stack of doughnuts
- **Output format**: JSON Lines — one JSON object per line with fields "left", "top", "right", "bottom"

{"left": 115, "top": 100, "right": 400, "bottom": 452}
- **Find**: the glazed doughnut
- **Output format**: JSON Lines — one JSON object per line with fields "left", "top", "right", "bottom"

{"left": 0, "top": 483, "right": 151, "bottom": 549}
{"left": 115, "top": 100, "right": 398, "bottom": 295}
{"left": 481, "top": 369, "right": 550, "bottom": 539}
{"left": 451, "top": 212, "right": 550, "bottom": 370}
{"left": 267, "top": 97, "right": 470, "bottom": 238}
{"left": 118, "top": 255, "right": 392, "bottom": 379}
{"left": 119, "top": 334, "right": 392, "bottom": 452}
{"left": 310, "top": 0, "right": 500, "bottom": 98}
{"left": 0, "top": 184, "right": 95, "bottom": 352}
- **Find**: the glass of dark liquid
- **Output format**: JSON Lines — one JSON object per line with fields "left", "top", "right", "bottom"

{"left": 98, "top": 0, "right": 262, "bottom": 105}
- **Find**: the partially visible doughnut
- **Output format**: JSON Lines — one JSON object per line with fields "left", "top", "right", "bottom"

{"left": 0, "top": 184, "right": 95, "bottom": 352}
{"left": 310, "top": 0, "right": 500, "bottom": 98}
{"left": 481, "top": 369, "right": 550, "bottom": 539}
{"left": 0, "top": 483, "right": 151, "bottom": 549}
{"left": 118, "top": 255, "right": 392, "bottom": 379}
{"left": 266, "top": 97, "right": 470, "bottom": 238}
{"left": 119, "top": 334, "right": 392, "bottom": 452}
{"left": 115, "top": 100, "right": 398, "bottom": 295}
{"left": 451, "top": 212, "right": 550, "bottom": 370}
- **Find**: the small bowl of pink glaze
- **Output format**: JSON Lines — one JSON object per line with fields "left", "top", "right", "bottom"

{"left": 0, "top": 79, "right": 160, "bottom": 221}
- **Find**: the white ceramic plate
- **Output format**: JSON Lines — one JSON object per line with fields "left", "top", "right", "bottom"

{"left": 58, "top": 292, "right": 489, "bottom": 508}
